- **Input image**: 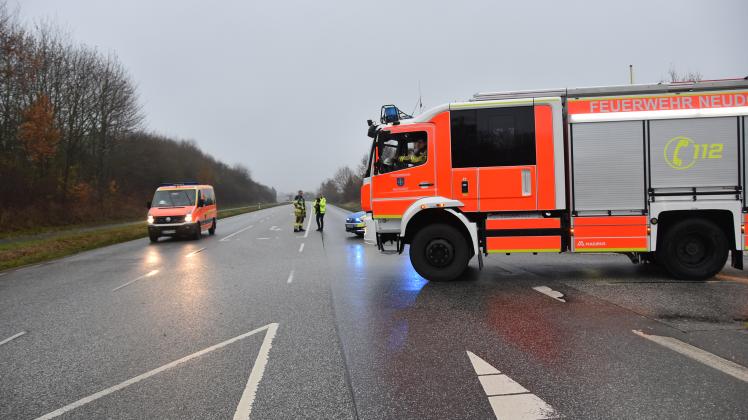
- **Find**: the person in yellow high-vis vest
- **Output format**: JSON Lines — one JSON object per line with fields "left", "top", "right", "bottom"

{"left": 315, "top": 195, "right": 326, "bottom": 231}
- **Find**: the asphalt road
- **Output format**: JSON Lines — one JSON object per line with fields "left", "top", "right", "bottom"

{"left": 1, "top": 204, "right": 746, "bottom": 419}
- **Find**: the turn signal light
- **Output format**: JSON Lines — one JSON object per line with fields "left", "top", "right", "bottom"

{"left": 435, "top": 203, "right": 446, "bottom": 208}
{"left": 742, "top": 224, "right": 745, "bottom": 234}
{"left": 569, "top": 228, "right": 574, "bottom": 236}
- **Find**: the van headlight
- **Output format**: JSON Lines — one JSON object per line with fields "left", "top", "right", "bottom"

{"left": 185, "top": 213, "right": 192, "bottom": 223}
{"left": 147, "top": 215, "right": 154, "bottom": 224}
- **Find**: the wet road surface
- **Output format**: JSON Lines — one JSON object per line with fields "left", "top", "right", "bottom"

{"left": 1, "top": 204, "right": 746, "bottom": 419}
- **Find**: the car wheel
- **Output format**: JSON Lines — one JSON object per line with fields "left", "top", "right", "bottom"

{"left": 149, "top": 234, "right": 159, "bottom": 243}
{"left": 410, "top": 223, "right": 470, "bottom": 282}
{"left": 209, "top": 219, "right": 216, "bottom": 235}
{"left": 657, "top": 218, "right": 728, "bottom": 280}
{"left": 193, "top": 223, "right": 202, "bottom": 240}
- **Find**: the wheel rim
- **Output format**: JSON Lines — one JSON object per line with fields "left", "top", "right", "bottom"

{"left": 425, "top": 238, "right": 454, "bottom": 268}
{"left": 675, "top": 232, "right": 711, "bottom": 267}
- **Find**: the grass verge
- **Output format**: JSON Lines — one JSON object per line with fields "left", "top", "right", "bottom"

{"left": 335, "top": 202, "right": 361, "bottom": 213}
{"left": 0, "top": 203, "right": 283, "bottom": 272}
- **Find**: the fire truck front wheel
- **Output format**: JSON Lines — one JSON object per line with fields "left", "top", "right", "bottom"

{"left": 657, "top": 218, "right": 728, "bottom": 281}
{"left": 410, "top": 224, "right": 470, "bottom": 282}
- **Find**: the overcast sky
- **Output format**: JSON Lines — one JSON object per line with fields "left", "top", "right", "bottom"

{"left": 14, "top": 0, "right": 748, "bottom": 194}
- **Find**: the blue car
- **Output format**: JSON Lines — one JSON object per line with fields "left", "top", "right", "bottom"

{"left": 345, "top": 211, "right": 366, "bottom": 237}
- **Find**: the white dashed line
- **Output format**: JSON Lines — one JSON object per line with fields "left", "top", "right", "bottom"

{"left": 632, "top": 330, "right": 748, "bottom": 383}
{"left": 270, "top": 226, "right": 281, "bottom": 231}
{"left": 112, "top": 270, "right": 159, "bottom": 292}
{"left": 299, "top": 243, "right": 305, "bottom": 253}
{"left": 466, "top": 351, "right": 560, "bottom": 419}
{"left": 532, "top": 286, "right": 566, "bottom": 303}
{"left": 257, "top": 237, "right": 269, "bottom": 240}
{"left": 0, "top": 331, "right": 26, "bottom": 347}
{"left": 287, "top": 270, "right": 295, "bottom": 284}
{"left": 186, "top": 247, "right": 206, "bottom": 257}
{"left": 35, "top": 323, "right": 279, "bottom": 420}
{"left": 220, "top": 225, "right": 254, "bottom": 242}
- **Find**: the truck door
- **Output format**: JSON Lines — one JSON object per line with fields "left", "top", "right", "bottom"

{"left": 450, "top": 105, "right": 538, "bottom": 212}
{"left": 371, "top": 125, "right": 436, "bottom": 218}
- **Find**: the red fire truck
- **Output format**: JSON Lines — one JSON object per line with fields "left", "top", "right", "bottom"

{"left": 361, "top": 79, "right": 748, "bottom": 281}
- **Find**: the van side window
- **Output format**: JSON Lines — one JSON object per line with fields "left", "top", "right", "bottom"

{"left": 450, "top": 106, "right": 536, "bottom": 168}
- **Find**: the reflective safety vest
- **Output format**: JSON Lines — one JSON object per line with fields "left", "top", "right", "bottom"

{"left": 319, "top": 197, "right": 326, "bottom": 214}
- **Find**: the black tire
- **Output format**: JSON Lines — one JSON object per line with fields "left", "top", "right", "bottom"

{"left": 657, "top": 218, "right": 728, "bottom": 280}
{"left": 355, "top": 232, "right": 364, "bottom": 238}
{"left": 410, "top": 223, "right": 471, "bottom": 282}
{"left": 209, "top": 219, "right": 216, "bottom": 235}
{"left": 149, "top": 234, "right": 159, "bottom": 243}
{"left": 193, "top": 223, "right": 202, "bottom": 240}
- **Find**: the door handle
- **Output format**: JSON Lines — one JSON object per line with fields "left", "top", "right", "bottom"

{"left": 461, "top": 179, "right": 469, "bottom": 194}
{"left": 521, "top": 169, "right": 531, "bottom": 196}
{"left": 419, "top": 182, "right": 434, "bottom": 188}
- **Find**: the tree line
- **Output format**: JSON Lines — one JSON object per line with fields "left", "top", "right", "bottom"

{"left": 316, "top": 155, "right": 367, "bottom": 206}
{"left": 0, "top": 3, "right": 275, "bottom": 232}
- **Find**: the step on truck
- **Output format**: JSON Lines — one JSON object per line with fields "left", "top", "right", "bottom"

{"left": 361, "top": 78, "right": 748, "bottom": 281}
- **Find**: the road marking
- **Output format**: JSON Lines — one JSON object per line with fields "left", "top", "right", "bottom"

{"left": 112, "top": 270, "right": 160, "bottom": 292}
{"left": 532, "top": 286, "right": 566, "bottom": 303}
{"left": 257, "top": 237, "right": 269, "bottom": 240}
{"left": 632, "top": 330, "right": 748, "bottom": 383}
{"left": 466, "top": 351, "right": 560, "bottom": 419}
{"left": 270, "top": 226, "right": 281, "bottom": 231}
{"left": 35, "top": 323, "right": 279, "bottom": 420}
{"left": 287, "top": 270, "right": 294, "bottom": 284}
{"left": 715, "top": 273, "right": 748, "bottom": 285}
{"left": 303, "top": 210, "right": 313, "bottom": 238}
{"left": 220, "top": 225, "right": 254, "bottom": 242}
{"left": 186, "top": 247, "right": 206, "bottom": 257}
{"left": 0, "top": 331, "right": 26, "bottom": 347}
{"left": 298, "top": 243, "right": 304, "bottom": 253}
{"left": 233, "top": 323, "right": 278, "bottom": 420}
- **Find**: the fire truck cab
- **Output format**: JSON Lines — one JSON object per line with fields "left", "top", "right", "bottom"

{"left": 362, "top": 79, "right": 748, "bottom": 282}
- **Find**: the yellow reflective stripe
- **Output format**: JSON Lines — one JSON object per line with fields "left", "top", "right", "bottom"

{"left": 373, "top": 214, "right": 402, "bottom": 219}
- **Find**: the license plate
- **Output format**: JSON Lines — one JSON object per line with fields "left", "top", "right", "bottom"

{"left": 162, "top": 230, "right": 176, "bottom": 234}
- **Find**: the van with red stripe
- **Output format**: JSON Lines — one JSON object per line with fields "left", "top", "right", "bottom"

{"left": 362, "top": 78, "right": 748, "bottom": 281}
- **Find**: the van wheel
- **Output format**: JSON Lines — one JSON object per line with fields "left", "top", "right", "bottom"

{"left": 193, "top": 223, "right": 202, "bottom": 240}
{"left": 657, "top": 218, "right": 728, "bottom": 280}
{"left": 410, "top": 223, "right": 470, "bottom": 282}
{"left": 209, "top": 219, "right": 216, "bottom": 235}
{"left": 149, "top": 234, "right": 159, "bottom": 243}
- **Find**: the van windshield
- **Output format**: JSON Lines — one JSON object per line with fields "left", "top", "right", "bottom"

{"left": 152, "top": 189, "right": 196, "bottom": 207}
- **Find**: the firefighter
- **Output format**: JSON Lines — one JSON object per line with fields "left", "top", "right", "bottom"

{"left": 315, "top": 195, "right": 326, "bottom": 231}
{"left": 293, "top": 190, "right": 306, "bottom": 232}
{"left": 398, "top": 138, "right": 427, "bottom": 165}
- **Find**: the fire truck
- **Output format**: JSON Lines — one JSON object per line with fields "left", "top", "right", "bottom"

{"left": 361, "top": 79, "right": 748, "bottom": 281}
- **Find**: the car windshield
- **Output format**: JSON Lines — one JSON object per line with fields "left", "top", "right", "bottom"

{"left": 152, "top": 189, "right": 196, "bottom": 207}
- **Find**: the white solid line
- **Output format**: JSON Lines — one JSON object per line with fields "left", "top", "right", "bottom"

{"left": 287, "top": 270, "right": 294, "bottom": 284}
{"left": 303, "top": 209, "right": 313, "bottom": 238}
{"left": 479, "top": 374, "right": 529, "bottom": 396}
{"left": 0, "top": 331, "right": 26, "bottom": 346}
{"left": 112, "top": 270, "right": 159, "bottom": 292}
{"left": 220, "top": 225, "right": 254, "bottom": 242}
{"left": 233, "top": 323, "right": 279, "bottom": 420}
{"left": 488, "top": 393, "right": 560, "bottom": 420}
{"left": 298, "top": 243, "right": 304, "bottom": 253}
{"left": 632, "top": 330, "right": 748, "bottom": 383}
{"left": 186, "top": 247, "right": 206, "bottom": 257}
{"left": 466, "top": 351, "right": 501, "bottom": 375}
{"left": 532, "top": 286, "right": 566, "bottom": 303}
{"left": 35, "top": 324, "right": 277, "bottom": 420}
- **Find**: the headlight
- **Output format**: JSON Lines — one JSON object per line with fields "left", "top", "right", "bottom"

{"left": 147, "top": 215, "right": 154, "bottom": 224}
{"left": 185, "top": 213, "right": 192, "bottom": 223}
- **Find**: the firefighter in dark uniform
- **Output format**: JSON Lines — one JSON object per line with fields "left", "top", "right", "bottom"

{"left": 293, "top": 190, "right": 306, "bottom": 232}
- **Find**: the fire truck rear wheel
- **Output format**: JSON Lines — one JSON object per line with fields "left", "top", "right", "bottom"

{"left": 410, "top": 223, "right": 470, "bottom": 282}
{"left": 657, "top": 218, "right": 728, "bottom": 281}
